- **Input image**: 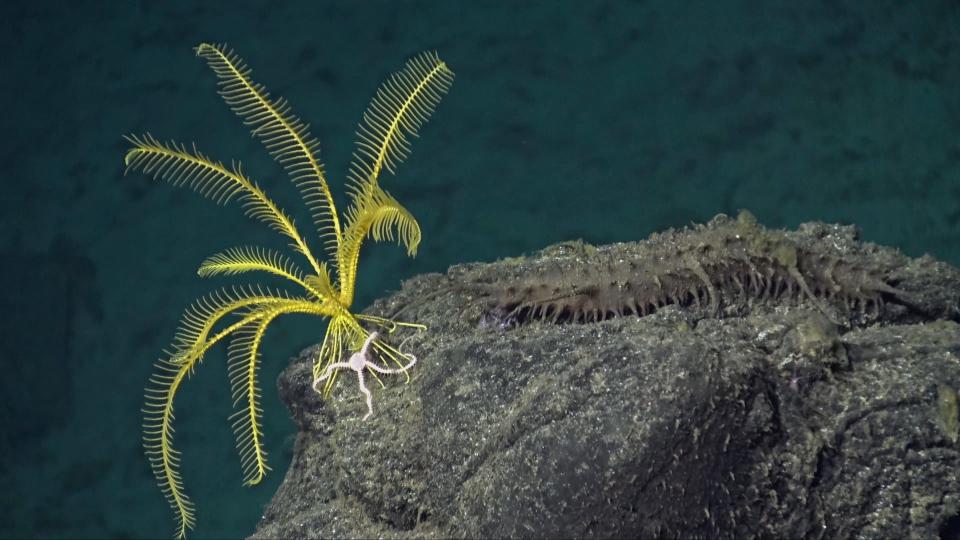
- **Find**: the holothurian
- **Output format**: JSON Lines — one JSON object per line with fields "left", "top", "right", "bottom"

{"left": 469, "top": 211, "right": 958, "bottom": 328}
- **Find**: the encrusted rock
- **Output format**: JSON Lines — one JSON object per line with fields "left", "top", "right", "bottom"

{"left": 253, "top": 214, "right": 960, "bottom": 539}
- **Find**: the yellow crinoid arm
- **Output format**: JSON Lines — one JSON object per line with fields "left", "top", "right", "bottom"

{"left": 226, "top": 307, "right": 282, "bottom": 487}
{"left": 224, "top": 300, "right": 329, "bottom": 487}
{"left": 144, "top": 296, "right": 337, "bottom": 538}
{"left": 197, "top": 246, "right": 334, "bottom": 302}
{"left": 339, "top": 187, "right": 421, "bottom": 307}
{"left": 143, "top": 354, "right": 197, "bottom": 540}
{"left": 195, "top": 43, "right": 343, "bottom": 267}
{"left": 337, "top": 51, "right": 454, "bottom": 304}
{"left": 124, "top": 135, "right": 324, "bottom": 276}
{"left": 169, "top": 286, "right": 296, "bottom": 355}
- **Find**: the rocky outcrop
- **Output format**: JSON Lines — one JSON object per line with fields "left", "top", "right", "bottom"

{"left": 253, "top": 215, "right": 960, "bottom": 539}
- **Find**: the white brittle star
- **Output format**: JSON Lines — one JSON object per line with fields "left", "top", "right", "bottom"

{"left": 312, "top": 331, "right": 417, "bottom": 420}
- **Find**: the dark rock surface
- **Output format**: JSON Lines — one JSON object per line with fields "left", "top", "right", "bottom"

{"left": 253, "top": 215, "right": 960, "bottom": 539}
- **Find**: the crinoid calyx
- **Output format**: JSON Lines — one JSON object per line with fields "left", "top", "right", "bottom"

{"left": 127, "top": 43, "right": 453, "bottom": 538}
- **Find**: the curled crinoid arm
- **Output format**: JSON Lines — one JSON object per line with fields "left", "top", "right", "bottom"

{"left": 312, "top": 330, "right": 419, "bottom": 420}
{"left": 356, "top": 313, "right": 425, "bottom": 379}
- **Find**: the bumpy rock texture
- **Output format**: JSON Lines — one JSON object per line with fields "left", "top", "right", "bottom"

{"left": 252, "top": 213, "right": 960, "bottom": 539}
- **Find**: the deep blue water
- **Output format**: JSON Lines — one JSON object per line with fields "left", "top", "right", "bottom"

{"left": 2, "top": 1, "right": 958, "bottom": 538}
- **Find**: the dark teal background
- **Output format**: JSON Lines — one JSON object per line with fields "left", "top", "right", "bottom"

{"left": 2, "top": 1, "right": 958, "bottom": 538}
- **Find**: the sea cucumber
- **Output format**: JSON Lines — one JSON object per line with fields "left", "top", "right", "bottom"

{"left": 470, "top": 211, "right": 954, "bottom": 328}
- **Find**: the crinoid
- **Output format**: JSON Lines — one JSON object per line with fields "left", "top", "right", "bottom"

{"left": 126, "top": 43, "right": 453, "bottom": 538}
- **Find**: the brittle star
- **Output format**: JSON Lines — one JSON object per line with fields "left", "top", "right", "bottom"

{"left": 312, "top": 331, "right": 417, "bottom": 420}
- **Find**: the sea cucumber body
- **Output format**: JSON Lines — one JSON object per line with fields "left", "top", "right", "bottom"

{"left": 477, "top": 211, "right": 918, "bottom": 326}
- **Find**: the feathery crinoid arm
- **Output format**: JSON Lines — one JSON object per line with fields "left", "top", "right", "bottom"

{"left": 143, "top": 352, "right": 197, "bottom": 540}
{"left": 224, "top": 302, "right": 322, "bottom": 487}
{"left": 143, "top": 287, "right": 293, "bottom": 538}
{"left": 226, "top": 309, "right": 280, "bottom": 487}
{"left": 338, "top": 51, "right": 454, "bottom": 304}
{"left": 144, "top": 290, "right": 338, "bottom": 538}
{"left": 224, "top": 300, "right": 328, "bottom": 487}
{"left": 167, "top": 286, "right": 338, "bottom": 365}
{"left": 346, "top": 51, "right": 454, "bottom": 202}
{"left": 214, "top": 298, "right": 339, "bottom": 486}
{"left": 339, "top": 186, "right": 421, "bottom": 306}
{"left": 123, "top": 135, "right": 324, "bottom": 276}
{"left": 197, "top": 246, "right": 335, "bottom": 303}
{"left": 194, "top": 43, "right": 343, "bottom": 268}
